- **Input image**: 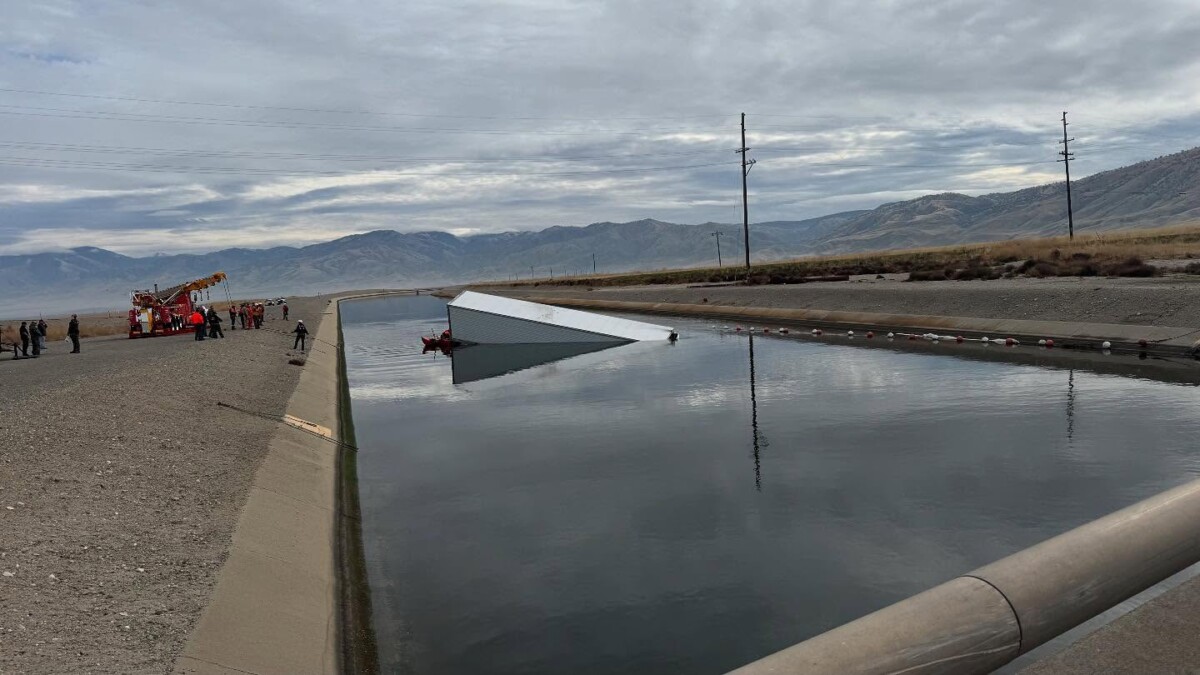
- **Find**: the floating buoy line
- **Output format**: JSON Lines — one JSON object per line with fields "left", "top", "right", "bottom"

{"left": 714, "top": 324, "right": 1173, "bottom": 357}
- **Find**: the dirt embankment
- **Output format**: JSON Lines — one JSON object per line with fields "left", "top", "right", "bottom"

{"left": 478, "top": 275, "right": 1200, "bottom": 329}
{"left": 0, "top": 297, "right": 329, "bottom": 674}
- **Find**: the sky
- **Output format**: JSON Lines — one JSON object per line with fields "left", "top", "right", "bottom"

{"left": 2, "top": 0, "right": 1200, "bottom": 256}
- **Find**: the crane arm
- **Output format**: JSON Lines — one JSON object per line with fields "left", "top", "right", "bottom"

{"left": 156, "top": 272, "right": 228, "bottom": 303}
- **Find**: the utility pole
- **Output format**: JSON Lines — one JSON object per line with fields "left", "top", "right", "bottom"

{"left": 736, "top": 112, "right": 756, "bottom": 276}
{"left": 1058, "top": 111, "right": 1075, "bottom": 240}
{"left": 711, "top": 230, "right": 725, "bottom": 267}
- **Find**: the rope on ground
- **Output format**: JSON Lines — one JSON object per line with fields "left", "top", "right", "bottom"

{"left": 217, "top": 400, "right": 357, "bottom": 451}
{"left": 260, "top": 326, "right": 342, "bottom": 350}
{"left": 1149, "top": 326, "right": 1200, "bottom": 344}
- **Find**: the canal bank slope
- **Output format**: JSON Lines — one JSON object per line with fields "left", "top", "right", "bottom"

{"left": 466, "top": 276, "right": 1200, "bottom": 352}
{"left": 173, "top": 296, "right": 345, "bottom": 675}
{"left": 175, "top": 292, "right": 390, "bottom": 675}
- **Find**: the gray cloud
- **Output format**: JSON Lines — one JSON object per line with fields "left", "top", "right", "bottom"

{"left": 2, "top": 0, "right": 1200, "bottom": 254}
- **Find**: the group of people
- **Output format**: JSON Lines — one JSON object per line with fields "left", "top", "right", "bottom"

{"left": 184, "top": 301, "right": 307, "bottom": 352}
{"left": 8, "top": 299, "right": 301, "bottom": 360}
{"left": 229, "top": 302, "right": 274, "bottom": 330}
{"left": 13, "top": 315, "right": 81, "bottom": 358}
{"left": 189, "top": 306, "right": 226, "bottom": 341}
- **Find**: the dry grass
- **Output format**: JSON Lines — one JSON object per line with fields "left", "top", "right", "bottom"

{"left": 488, "top": 222, "right": 1200, "bottom": 288}
{"left": 1, "top": 312, "right": 130, "bottom": 349}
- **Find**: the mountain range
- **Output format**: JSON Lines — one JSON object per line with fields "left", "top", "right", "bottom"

{"left": 2, "top": 146, "right": 1199, "bottom": 316}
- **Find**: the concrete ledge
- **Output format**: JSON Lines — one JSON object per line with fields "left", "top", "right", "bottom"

{"left": 175, "top": 298, "right": 344, "bottom": 675}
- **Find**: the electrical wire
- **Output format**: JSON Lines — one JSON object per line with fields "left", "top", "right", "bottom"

{"left": 0, "top": 155, "right": 737, "bottom": 177}
{"left": 0, "top": 87, "right": 735, "bottom": 121}
{"left": 0, "top": 140, "right": 728, "bottom": 163}
{"left": 0, "top": 104, "right": 730, "bottom": 137}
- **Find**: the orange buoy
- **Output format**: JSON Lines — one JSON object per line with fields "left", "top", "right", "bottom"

{"left": 866, "top": 331, "right": 874, "bottom": 338}
{"left": 1045, "top": 339, "right": 1055, "bottom": 348}
{"left": 956, "top": 335, "right": 964, "bottom": 343}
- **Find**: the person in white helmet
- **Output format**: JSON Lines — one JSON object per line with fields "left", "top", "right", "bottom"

{"left": 291, "top": 319, "right": 308, "bottom": 351}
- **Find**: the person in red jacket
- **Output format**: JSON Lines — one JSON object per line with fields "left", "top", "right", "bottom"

{"left": 190, "top": 308, "right": 206, "bottom": 341}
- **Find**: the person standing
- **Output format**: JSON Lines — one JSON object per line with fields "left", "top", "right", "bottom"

{"left": 291, "top": 319, "right": 308, "bottom": 351}
{"left": 207, "top": 307, "right": 224, "bottom": 338}
{"left": 239, "top": 304, "right": 247, "bottom": 329}
{"left": 37, "top": 319, "right": 48, "bottom": 350}
{"left": 282, "top": 303, "right": 289, "bottom": 320}
{"left": 68, "top": 314, "right": 81, "bottom": 353}
{"left": 228, "top": 305, "right": 237, "bottom": 330}
{"left": 191, "top": 308, "right": 206, "bottom": 341}
{"left": 30, "top": 321, "right": 41, "bottom": 358}
{"left": 18, "top": 321, "right": 30, "bottom": 357}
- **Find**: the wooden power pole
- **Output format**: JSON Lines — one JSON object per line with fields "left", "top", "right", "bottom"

{"left": 1059, "top": 111, "right": 1075, "bottom": 240}
{"left": 736, "top": 113, "right": 756, "bottom": 275}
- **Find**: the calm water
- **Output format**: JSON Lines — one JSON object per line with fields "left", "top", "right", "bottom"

{"left": 342, "top": 294, "right": 1200, "bottom": 675}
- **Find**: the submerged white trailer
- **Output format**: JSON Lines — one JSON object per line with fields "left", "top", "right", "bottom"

{"left": 447, "top": 291, "right": 676, "bottom": 344}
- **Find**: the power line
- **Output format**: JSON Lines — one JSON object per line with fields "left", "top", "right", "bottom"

{"left": 756, "top": 158, "right": 1060, "bottom": 169}
{"left": 0, "top": 154, "right": 734, "bottom": 176}
{"left": 0, "top": 140, "right": 726, "bottom": 163}
{"left": 0, "top": 87, "right": 735, "bottom": 122}
{"left": 0, "top": 104, "right": 730, "bottom": 137}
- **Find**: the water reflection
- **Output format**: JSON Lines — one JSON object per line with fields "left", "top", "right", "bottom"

{"left": 747, "top": 333, "right": 768, "bottom": 491}
{"left": 341, "top": 296, "right": 1200, "bottom": 675}
{"left": 451, "top": 343, "right": 623, "bottom": 384}
{"left": 1067, "top": 369, "right": 1076, "bottom": 443}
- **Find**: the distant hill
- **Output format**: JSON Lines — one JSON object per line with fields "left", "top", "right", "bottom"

{"left": 2, "top": 147, "right": 1198, "bottom": 316}
{"left": 812, "top": 147, "right": 1200, "bottom": 252}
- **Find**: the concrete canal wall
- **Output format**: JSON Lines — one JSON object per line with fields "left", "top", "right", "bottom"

{"left": 175, "top": 294, "right": 386, "bottom": 675}
{"left": 174, "top": 297, "right": 344, "bottom": 674}
{"left": 727, "top": 477, "right": 1200, "bottom": 675}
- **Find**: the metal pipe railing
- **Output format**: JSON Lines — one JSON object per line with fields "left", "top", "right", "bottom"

{"left": 728, "top": 477, "right": 1200, "bottom": 675}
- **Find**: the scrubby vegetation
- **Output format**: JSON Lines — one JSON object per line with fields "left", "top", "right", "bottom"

{"left": 493, "top": 223, "right": 1200, "bottom": 288}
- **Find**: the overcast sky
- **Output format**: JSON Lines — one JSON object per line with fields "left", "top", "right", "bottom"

{"left": 3, "top": 0, "right": 1200, "bottom": 255}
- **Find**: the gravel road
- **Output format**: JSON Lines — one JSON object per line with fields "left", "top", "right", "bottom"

{"left": 498, "top": 275, "right": 1200, "bottom": 327}
{"left": 0, "top": 296, "right": 333, "bottom": 674}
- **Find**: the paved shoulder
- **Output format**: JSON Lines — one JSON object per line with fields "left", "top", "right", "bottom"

{"left": 1021, "top": 575, "right": 1200, "bottom": 674}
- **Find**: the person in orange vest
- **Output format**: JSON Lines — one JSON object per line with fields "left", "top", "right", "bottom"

{"left": 190, "top": 307, "right": 206, "bottom": 341}
{"left": 254, "top": 303, "right": 265, "bottom": 329}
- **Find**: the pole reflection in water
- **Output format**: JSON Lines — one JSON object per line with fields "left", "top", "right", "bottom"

{"left": 1067, "top": 369, "right": 1076, "bottom": 443}
{"left": 747, "top": 333, "right": 768, "bottom": 491}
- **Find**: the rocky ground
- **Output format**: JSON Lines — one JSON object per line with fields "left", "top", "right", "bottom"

{"left": 0, "top": 296, "right": 332, "bottom": 674}
{"left": 488, "top": 274, "right": 1200, "bottom": 327}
